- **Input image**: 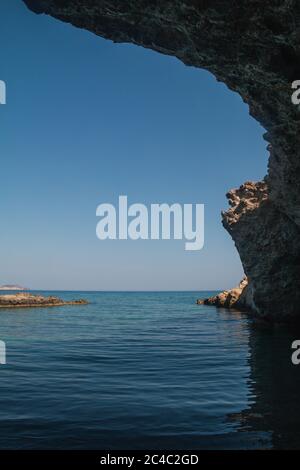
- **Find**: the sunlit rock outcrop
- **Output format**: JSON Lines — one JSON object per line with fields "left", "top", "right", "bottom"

{"left": 0, "top": 293, "right": 88, "bottom": 308}
{"left": 197, "top": 277, "right": 251, "bottom": 310}
{"left": 23, "top": 0, "right": 300, "bottom": 321}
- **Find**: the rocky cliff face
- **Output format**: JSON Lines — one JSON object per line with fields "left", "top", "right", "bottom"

{"left": 23, "top": 0, "right": 300, "bottom": 321}
{"left": 223, "top": 181, "right": 300, "bottom": 320}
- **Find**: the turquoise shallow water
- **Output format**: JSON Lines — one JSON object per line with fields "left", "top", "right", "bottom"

{"left": 0, "top": 291, "right": 299, "bottom": 449}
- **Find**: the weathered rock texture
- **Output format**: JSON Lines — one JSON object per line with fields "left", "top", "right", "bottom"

{"left": 23, "top": 0, "right": 300, "bottom": 321}
{"left": 223, "top": 182, "right": 300, "bottom": 320}
{"left": 197, "top": 277, "right": 252, "bottom": 310}
{"left": 0, "top": 293, "right": 88, "bottom": 309}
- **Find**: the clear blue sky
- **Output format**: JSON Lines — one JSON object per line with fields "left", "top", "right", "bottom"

{"left": 0, "top": 0, "right": 267, "bottom": 291}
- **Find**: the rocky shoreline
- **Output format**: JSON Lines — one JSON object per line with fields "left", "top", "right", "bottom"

{"left": 197, "top": 278, "right": 254, "bottom": 312}
{"left": 0, "top": 293, "right": 88, "bottom": 309}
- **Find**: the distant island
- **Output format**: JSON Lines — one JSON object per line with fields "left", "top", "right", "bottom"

{"left": 0, "top": 284, "right": 29, "bottom": 291}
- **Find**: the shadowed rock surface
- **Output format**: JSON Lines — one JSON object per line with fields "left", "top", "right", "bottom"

{"left": 0, "top": 293, "right": 88, "bottom": 309}
{"left": 23, "top": 0, "right": 300, "bottom": 321}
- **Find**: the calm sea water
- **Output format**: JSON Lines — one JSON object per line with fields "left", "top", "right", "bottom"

{"left": 0, "top": 291, "right": 299, "bottom": 449}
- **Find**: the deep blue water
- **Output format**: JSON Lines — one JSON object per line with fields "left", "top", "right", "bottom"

{"left": 0, "top": 291, "right": 299, "bottom": 449}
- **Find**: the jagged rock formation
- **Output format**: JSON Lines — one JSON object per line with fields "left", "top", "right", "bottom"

{"left": 23, "top": 0, "right": 300, "bottom": 321}
{"left": 197, "top": 277, "right": 252, "bottom": 310}
{"left": 0, "top": 293, "right": 88, "bottom": 308}
{"left": 223, "top": 181, "right": 300, "bottom": 320}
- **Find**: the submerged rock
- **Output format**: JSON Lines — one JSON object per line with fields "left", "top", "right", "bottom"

{"left": 0, "top": 293, "right": 88, "bottom": 309}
